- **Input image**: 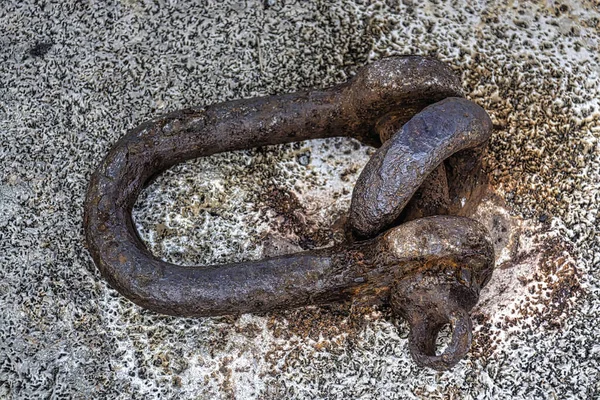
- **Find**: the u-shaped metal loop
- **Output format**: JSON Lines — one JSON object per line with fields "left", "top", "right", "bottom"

{"left": 350, "top": 97, "right": 492, "bottom": 237}
{"left": 83, "top": 56, "right": 495, "bottom": 370}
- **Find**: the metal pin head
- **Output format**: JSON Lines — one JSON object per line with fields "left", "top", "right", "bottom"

{"left": 391, "top": 268, "right": 478, "bottom": 370}
{"left": 381, "top": 216, "right": 494, "bottom": 370}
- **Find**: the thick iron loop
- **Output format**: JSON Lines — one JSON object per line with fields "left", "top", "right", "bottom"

{"left": 83, "top": 56, "right": 494, "bottom": 370}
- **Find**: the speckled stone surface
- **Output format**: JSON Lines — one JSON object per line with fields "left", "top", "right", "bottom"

{"left": 1, "top": 0, "right": 599, "bottom": 399}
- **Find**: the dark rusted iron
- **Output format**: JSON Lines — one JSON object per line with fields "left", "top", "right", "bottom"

{"left": 84, "top": 56, "right": 495, "bottom": 370}
{"left": 350, "top": 97, "right": 492, "bottom": 237}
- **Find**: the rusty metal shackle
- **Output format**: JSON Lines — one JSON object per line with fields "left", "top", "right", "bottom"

{"left": 84, "top": 56, "right": 494, "bottom": 370}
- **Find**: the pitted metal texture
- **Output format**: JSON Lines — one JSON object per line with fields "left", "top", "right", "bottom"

{"left": 84, "top": 56, "right": 494, "bottom": 370}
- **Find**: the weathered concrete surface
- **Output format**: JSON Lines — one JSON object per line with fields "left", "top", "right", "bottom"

{"left": 0, "top": 1, "right": 598, "bottom": 399}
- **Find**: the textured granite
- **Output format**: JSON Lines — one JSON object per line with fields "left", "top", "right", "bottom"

{"left": 1, "top": 0, "right": 599, "bottom": 399}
